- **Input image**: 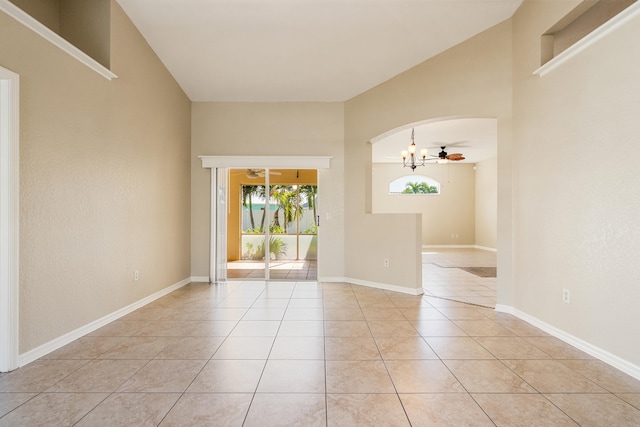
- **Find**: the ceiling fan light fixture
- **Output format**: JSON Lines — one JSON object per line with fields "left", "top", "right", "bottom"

{"left": 401, "top": 130, "right": 466, "bottom": 169}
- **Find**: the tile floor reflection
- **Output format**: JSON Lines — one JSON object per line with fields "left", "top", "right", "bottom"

{"left": 2, "top": 259, "right": 640, "bottom": 425}
{"left": 227, "top": 260, "right": 317, "bottom": 280}
{"left": 423, "top": 248, "right": 497, "bottom": 308}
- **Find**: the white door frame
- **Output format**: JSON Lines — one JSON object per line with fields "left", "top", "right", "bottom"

{"left": 200, "top": 156, "right": 331, "bottom": 282}
{"left": 0, "top": 66, "right": 20, "bottom": 372}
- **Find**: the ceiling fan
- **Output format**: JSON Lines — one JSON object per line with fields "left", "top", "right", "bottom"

{"left": 245, "top": 169, "right": 282, "bottom": 179}
{"left": 432, "top": 146, "right": 465, "bottom": 162}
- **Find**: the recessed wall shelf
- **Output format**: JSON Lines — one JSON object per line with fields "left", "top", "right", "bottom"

{"left": 534, "top": 1, "right": 640, "bottom": 77}
{"left": 0, "top": 0, "right": 117, "bottom": 80}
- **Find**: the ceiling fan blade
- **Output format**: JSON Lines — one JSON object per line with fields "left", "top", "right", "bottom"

{"left": 427, "top": 141, "right": 471, "bottom": 150}
{"left": 444, "top": 140, "right": 471, "bottom": 148}
{"left": 447, "top": 154, "right": 465, "bottom": 161}
{"left": 246, "top": 169, "right": 263, "bottom": 178}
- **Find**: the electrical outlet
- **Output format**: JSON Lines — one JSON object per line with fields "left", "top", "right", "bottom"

{"left": 562, "top": 288, "right": 570, "bottom": 304}
{"left": 383, "top": 259, "right": 390, "bottom": 268}
{"left": 134, "top": 270, "right": 139, "bottom": 281}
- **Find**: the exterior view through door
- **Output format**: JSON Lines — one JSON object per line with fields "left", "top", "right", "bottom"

{"left": 227, "top": 168, "right": 318, "bottom": 280}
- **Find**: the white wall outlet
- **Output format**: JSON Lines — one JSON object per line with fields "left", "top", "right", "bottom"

{"left": 134, "top": 270, "right": 139, "bottom": 281}
{"left": 383, "top": 259, "right": 390, "bottom": 268}
{"left": 562, "top": 288, "right": 570, "bottom": 304}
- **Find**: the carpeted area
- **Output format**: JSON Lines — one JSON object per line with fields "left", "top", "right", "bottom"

{"left": 458, "top": 266, "right": 497, "bottom": 278}
{"left": 422, "top": 249, "right": 497, "bottom": 308}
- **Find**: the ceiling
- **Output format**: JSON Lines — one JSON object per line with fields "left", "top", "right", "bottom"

{"left": 116, "top": 0, "right": 522, "bottom": 102}
{"left": 372, "top": 118, "right": 497, "bottom": 164}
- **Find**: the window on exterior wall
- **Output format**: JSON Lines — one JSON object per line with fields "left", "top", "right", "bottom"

{"left": 389, "top": 175, "right": 440, "bottom": 195}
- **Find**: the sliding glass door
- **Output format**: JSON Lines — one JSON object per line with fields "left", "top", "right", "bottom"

{"left": 228, "top": 168, "right": 318, "bottom": 280}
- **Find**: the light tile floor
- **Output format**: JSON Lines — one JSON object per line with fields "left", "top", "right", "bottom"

{"left": 2, "top": 262, "right": 640, "bottom": 425}
{"left": 423, "top": 248, "right": 497, "bottom": 308}
{"left": 227, "top": 260, "right": 317, "bottom": 280}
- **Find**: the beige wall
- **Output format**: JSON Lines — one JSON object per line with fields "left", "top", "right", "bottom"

{"left": 9, "top": 0, "right": 111, "bottom": 67}
{"left": 344, "top": 20, "right": 513, "bottom": 292}
{"left": 59, "top": 0, "right": 111, "bottom": 67}
{"left": 372, "top": 163, "right": 476, "bottom": 246}
{"left": 0, "top": 1, "right": 191, "bottom": 353}
{"left": 9, "top": 0, "right": 61, "bottom": 32}
{"left": 475, "top": 156, "right": 497, "bottom": 249}
{"left": 512, "top": 1, "right": 640, "bottom": 366}
{"left": 190, "top": 102, "right": 345, "bottom": 279}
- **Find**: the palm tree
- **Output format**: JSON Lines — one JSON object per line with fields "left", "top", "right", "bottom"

{"left": 242, "top": 185, "right": 266, "bottom": 231}
{"left": 402, "top": 181, "right": 438, "bottom": 194}
{"left": 269, "top": 185, "right": 291, "bottom": 232}
{"left": 300, "top": 185, "right": 318, "bottom": 226}
{"left": 283, "top": 190, "right": 303, "bottom": 233}
{"left": 242, "top": 185, "right": 256, "bottom": 230}
{"left": 270, "top": 185, "right": 304, "bottom": 233}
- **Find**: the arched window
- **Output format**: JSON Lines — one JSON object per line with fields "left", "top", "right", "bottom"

{"left": 389, "top": 175, "right": 440, "bottom": 195}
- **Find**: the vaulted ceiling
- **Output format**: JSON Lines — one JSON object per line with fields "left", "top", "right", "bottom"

{"left": 116, "top": 0, "right": 522, "bottom": 102}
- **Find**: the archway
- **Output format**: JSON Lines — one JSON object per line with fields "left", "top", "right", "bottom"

{"left": 370, "top": 117, "right": 498, "bottom": 307}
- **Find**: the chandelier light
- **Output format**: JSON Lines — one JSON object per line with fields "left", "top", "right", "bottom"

{"left": 401, "top": 128, "right": 428, "bottom": 171}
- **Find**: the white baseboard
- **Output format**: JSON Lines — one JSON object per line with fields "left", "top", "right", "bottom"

{"left": 495, "top": 304, "right": 640, "bottom": 381}
{"left": 422, "top": 245, "right": 496, "bottom": 252}
{"left": 190, "top": 276, "right": 210, "bottom": 283}
{"left": 18, "top": 277, "right": 192, "bottom": 367}
{"left": 474, "top": 245, "right": 497, "bottom": 252}
{"left": 319, "top": 276, "right": 424, "bottom": 296}
{"left": 317, "top": 276, "right": 349, "bottom": 284}
{"left": 422, "top": 245, "right": 475, "bottom": 250}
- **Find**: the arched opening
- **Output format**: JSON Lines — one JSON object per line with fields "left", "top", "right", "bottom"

{"left": 371, "top": 117, "right": 498, "bottom": 307}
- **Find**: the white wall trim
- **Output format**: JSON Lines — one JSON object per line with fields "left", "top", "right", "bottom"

{"left": 0, "top": 66, "right": 19, "bottom": 373}
{"left": 0, "top": 0, "right": 117, "bottom": 81}
{"left": 422, "top": 244, "right": 497, "bottom": 252}
{"left": 495, "top": 304, "right": 640, "bottom": 381}
{"left": 17, "top": 277, "right": 191, "bottom": 367}
{"left": 320, "top": 276, "right": 424, "bottom": 296}
{"left": 199, "top": 155, "right": 332, "bottom": 170}
{"left": 534, "top": 2, "right": 640, "bottom": 77}
{"left": 474, "top": 245, "right": 497, "bottom": 252}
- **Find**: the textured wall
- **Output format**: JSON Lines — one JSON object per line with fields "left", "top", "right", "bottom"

{"left": 512, "top": 0, "right": 640, "bottom": 366}
{"left": 59, "top": 0, "right": 111, "bottom": 67}
{"left": 9, "top": 0, "right": 61, "bottom": 33}
{"left": 475, "top": 156, "right": 497, "bottom": 249}
{"left": 372, "top": 163, "right": 477, "bottom": 246}
{"left": 0, "top": 1, "right": 191, "bottom": 353}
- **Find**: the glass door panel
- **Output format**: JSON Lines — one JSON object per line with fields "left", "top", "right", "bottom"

{"left": 268, "top": 172, "right": 318, "bottom": 280}
{"left": 228, "top": 168, "right": 318, "bottom": 281}
{"left": 228, "top": 168, "right": 267, "bottom": 279}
